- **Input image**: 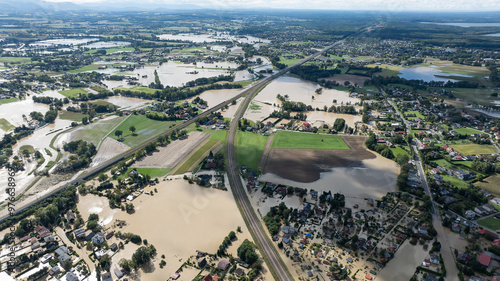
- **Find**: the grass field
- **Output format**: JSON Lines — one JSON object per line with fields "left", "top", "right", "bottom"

{"left": 271, "top": 131, "right": 349, "bottom": 150}
{"left": 0, "top": 118, "right": 15, "bottom": 132}
{"left": 478, "top": 216, "right": 500, "bottom": 231}
{"left": 391, "top": 146, "right": 410, "bottom": 158}
{"left": 450, "top": 144, "right": 497, "bottom": 155}
{"left": 119, "top": 167, "right": 171, "bottom": 180}
{"left": 453, "top": 127, "right": 483, "bottom": 135}
{"left": 445, "top": 88, "right": 500, "bottom": 106}
{"left": 70, "top": 116, "right": 127, "bottom": 145}
{"left": 59, "top": 111, "right": 89, "bottom": 121}
{"left": 0, "top": 57, "right": 31, "bottom": 63}
{"left": 404, "top": 111, "right": 425, "bottom": 120}
{"left": 209, "top": 130, "right": 227, "bottom": 141}
{"left": 237, "top": 131, "right": 269, "bottom": 171}
{"left": 19, "top": 145, "right": 35, "bottom": 154}
{"left": 233, "top": 80, "right": 253, "bottom": 87}
{"left": 280, "top": 57, "right": 302, "bottom": 66}
{"left": 0, "top": 97, "right": 19, "bottom": 105}
{"left": 174, "top": 139, "right": 220, "bottom": 175}
{"left": 116, "top": 86, "right": 158, "bottom": 94}
{"left": 44, "top": 148, "right": 53, "bottom": 157}
{"left": 110, "top": 115, "right": 177, "bottom": 147}
{"left": 477, "top": 174, "right": 500, "bottom": 197}
{"left": 59, "top": 88, "right": 88, "bottom": 98}
{"left": 67, "top": 65, "right": 100, "bottom": 73}
{"left": 441, "top": 175, "right": 468, "bottom": 189}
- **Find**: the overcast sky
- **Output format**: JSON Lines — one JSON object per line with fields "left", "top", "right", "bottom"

{"left": 44, "top": 0, "right": 500, "bottom": 12}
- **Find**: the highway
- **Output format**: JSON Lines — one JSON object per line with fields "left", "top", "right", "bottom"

{"left": 3, "top": 39, "right": 341, "bottom": 280}
{"left": 387, "top": 99, "right": 459, "bottom": 280}
{"left": 225, "top": 42, "right": 343, "bottom": 281}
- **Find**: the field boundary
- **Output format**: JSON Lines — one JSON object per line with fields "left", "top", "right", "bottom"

{"left": 258, "top": 136, "right": 274, "bottom": 170}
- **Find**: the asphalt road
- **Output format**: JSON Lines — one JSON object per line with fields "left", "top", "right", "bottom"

{"left": 388, "top": 99, "right": 459, "bottom": 280}
{"left": 225, "top": 42, "right": 342, "bottom": 281}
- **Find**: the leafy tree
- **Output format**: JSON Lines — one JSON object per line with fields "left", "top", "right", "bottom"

{"left": 115, "top": 130, "right": 123, "bottom": 138}
{"left": 129, "top": 126, "right": 136, "bottom": 135}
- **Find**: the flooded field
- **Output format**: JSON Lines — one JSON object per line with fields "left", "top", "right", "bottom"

{"left": 132, "top": 62, "right": 233, "bottom": 87}
{"left": 86, "top": 41, "right": 131, "bottom": 49}
{"left": 261, "top": 137, "right": 399, "bottom": 200}
{"left": 249, "top": 75, "right": 360, "bottom": 120}
{"left": 77, "top": 178, "right": 258, "bottom": 280}
{"left": 377, "top": 242, "right": 428, "bottom": 280}
{"left": 30, "top": 38, "right": 98, "bottom": 48}
{"left": 398, "top": 66, "right": 473, "bottom": 82}
{"left": 303, "top": 111, "right": 362, "bottom": 128}
{"left": 0, "top": 98, "right": 51, "bottom": 127}
{"left": 188, "top": 88, "right": 242, "bottom": 109}
{"left": 78, "top": 193, "right": 117, "bottom": 227}
{"left": 159, "top": 33, "right": 270, "bottom": 45}
{"left": 104, "top": 96, "right": 150, "bottom": 109}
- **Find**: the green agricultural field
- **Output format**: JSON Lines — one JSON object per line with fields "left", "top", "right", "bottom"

{"left": 0, "top": 97, "right": 19, "bottom": 105}
{"left": 237, "top": 131, "right": 269, "bottom": 171}
{"left": 271, "top": 131, "right": 349, "bottom": 150}
{"left": 478, "top": 216, "right": 500, "bottom": 231}
{"left": 0, "top": 118, "right": 15, "bottom": 132}
{"left": 233, "top": 80, "right": 253, "bottom": 87}
{"left": 174, "top": 139, "right": 220, "bottom": 175}
{"left": 450, "top": 144, "right": 497, "bottom": 155}
{"left": 110, "top": 115, "right": 178, "bottom": 147}
{"left": 453, "top": 127, "right": 483, "bottom": 135}
{"left": 59, "top": 88, "right": 88, "bottom": 98}
{"left": 477, "top": 174, "right": 500, "bottom": 197}
{"left": 70, "top": 116, "right": 127, "bottom": 145}
{"left": 0, "top": 57, "right": 31, "bottom": 63}
{"left": 59, "top": 111, "right": 89, "bottom": 121}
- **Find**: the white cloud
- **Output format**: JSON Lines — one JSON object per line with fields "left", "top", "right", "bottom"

{"left": 44, "top": 0, "right": 500, "bottom": 11}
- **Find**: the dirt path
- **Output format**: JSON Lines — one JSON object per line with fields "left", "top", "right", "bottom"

{"left": 258, "top": 136, "right": 273, "bottom": 170}
{"left": 133, "top": 131, "right": 209, "bottom": 169}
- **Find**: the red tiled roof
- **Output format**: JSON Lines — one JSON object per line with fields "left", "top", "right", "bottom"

{"left": 478, "top": 253, "right": 492, "bottom": 266}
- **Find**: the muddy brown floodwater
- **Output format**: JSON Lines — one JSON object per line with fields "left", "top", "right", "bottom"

{"left": 261, "top": 136, "right": 400, "bottom": 199}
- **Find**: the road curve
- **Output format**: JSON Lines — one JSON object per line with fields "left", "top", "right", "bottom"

{"left": 226, "top": 42, "right": 342, "bottom": 281}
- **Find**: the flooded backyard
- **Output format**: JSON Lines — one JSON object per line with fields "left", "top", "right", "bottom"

{"left": 377, "top": 242, "right": 428, "bottom": 280}
{"left": 76, "top": 178, "right": 259, "bottom": 280}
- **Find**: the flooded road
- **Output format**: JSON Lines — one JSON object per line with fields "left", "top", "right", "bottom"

{"left": 377, "top": 242, "right": 428, "bottom": 281}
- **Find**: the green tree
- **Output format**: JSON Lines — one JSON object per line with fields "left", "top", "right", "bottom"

{"left": 129, "top": 126, "right": 136, "bottom": 135}
{"left": 115, "top": 130, "right": 123, "bottom": 138}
